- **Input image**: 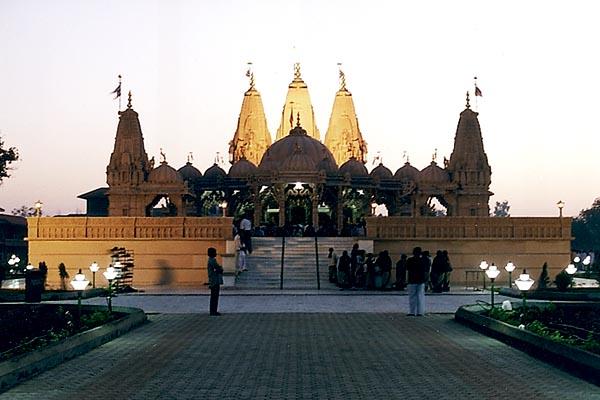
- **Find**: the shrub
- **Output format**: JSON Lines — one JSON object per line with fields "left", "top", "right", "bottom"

{"left": 554, "top": 270, "right": 571, "bottom": 291}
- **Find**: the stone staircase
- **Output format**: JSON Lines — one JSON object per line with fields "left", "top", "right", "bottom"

{"left": 235, "top": 237, "right": 359, "bottom": 289}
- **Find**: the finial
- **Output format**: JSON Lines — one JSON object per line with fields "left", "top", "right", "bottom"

{"left": 127, "top": 91, "right": 132, "bottom": 108}
{"left": 432, "top": 148, "right": 438, "bottom": 163}
{"left": 294, "top": 62, "right": 301, "bottom": 80}
{"left": 159, "top": 148, "right": 167, "bottom": 164}
{"left": 338, "top": 63, "right": 347, "bottom": 91}
{"left": 296, "top": 112, "right": 301, "bottom": 127}
{"left": 465, "top": 91, "right": 470, "bottom": 109}
{"left": 403, "top": 151, "right": 409, "bottom": 164}
{"left": 246, "top": 62, "right": 255, "bottom": 90}
{"left": 187, "top": 152, "right": 193, "bottom": 164}
{"left": 214, "top": 151, "right": 224, "bottom": 166}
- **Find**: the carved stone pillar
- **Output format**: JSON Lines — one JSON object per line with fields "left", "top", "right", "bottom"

{"left": 336, "top": 187, "right": 344, "bottom": 235}
{"left": 273, "top": 184, "right": 286, "bottom": 227}
{"left": 253, "top": 189, "right": 262, "bottom": 227}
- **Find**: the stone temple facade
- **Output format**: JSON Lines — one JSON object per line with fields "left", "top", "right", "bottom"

{"left": 84, "top": 64, "right": 493, "bottom": 233}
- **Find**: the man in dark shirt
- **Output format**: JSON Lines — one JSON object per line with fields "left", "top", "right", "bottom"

{"left": 207, "top": 247, "right": 224, "bottom": 316}
{"left": 406, "top": 246, "right": 427, "bottom": 316}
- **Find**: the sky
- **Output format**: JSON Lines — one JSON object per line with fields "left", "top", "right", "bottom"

{"left": 0, "top": 0, "right": 599, "bottom": 217}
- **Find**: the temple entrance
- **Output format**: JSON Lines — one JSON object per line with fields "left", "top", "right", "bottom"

{"left": 286, "top": 196, "right": 311, "bottom": 226}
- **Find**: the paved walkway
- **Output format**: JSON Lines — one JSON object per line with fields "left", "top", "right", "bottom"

{"left": 77, "top": 291, "right": 512, "bottom": 314}
{"left": 2, "top": 313, "right": 598, "bottom": 399}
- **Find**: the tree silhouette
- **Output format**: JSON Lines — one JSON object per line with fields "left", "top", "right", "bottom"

{"left": 0, "top": 136, "right": 19, "bottom": 184}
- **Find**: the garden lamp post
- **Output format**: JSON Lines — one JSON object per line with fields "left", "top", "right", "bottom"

{"left": 565, "top": 263, "right": 577, "bottom": 288}
{"left": 485, "top": 263, "right": 501, "bottom": 308}
{"left": 220, "top": 201, "right": 228, "bottom": 217}
{"left": 89, "top": 262, "right": 99, "bottom": 288}
{"left": 514, "top": 269, "right": 535, "bottom": 308}
{"left": 583, "top": 255, "right": 591, "bottom": 277}
{"left": 34, "top": 200, "right": 43, "bottom": 217}
{"left": 504, "top": 261, "right": 516, "bottom": 289}
{"left": 70, "top": 269, "right": 90, "bottom": 327}
{"left": 103, "top": 266, "right": 118, "bottom": 313}
{"left": 479, "top": 260, "right": 489, "bottom": 290}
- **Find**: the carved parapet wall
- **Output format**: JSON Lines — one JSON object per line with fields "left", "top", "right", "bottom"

{"left": 366, "top": 216, "right": 571, "bottom": 287}
{"left": 27, "top": 217, "right": 233, "bottom": 288}
{"left": 366, "top": 217, "right": 571, "bottom": 240}
{"left": 28, "top": 217, "right": 233, "bottom": 240}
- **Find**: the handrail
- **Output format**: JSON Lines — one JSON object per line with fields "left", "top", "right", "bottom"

{"left": 280, "top": 235, "right": 285, "bottom": 290}
{"left": 314, "top": 235, "right": 320, "bottom": 290}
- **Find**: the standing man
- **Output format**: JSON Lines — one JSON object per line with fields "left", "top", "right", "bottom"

{"left": 406, "top": 247, "right": 427, "bottom": 316}
{"left": 207, "top": 247, "right": 223, "bottom": 316}
{"left": 240, "top": 214, "right": 253, "bottom": 254}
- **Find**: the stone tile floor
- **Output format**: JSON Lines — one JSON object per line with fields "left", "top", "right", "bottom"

{"left": 4, "top": 291, "right": 599, "bottom": 398}
{"left": 2, "top": 312, "right": 599, "bottom": 399}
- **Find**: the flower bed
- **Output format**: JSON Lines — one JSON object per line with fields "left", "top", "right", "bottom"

{"left": 0, "top": 305, "right": 118, "bottom": 360}
{"left": 455, "top": 302, "right": 600, "bottom": 385}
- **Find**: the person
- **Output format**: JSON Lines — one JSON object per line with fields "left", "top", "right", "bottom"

{"left": 377, "top": 250, "right": 392, "bottom": 290}
{"left": 350, "top": 243, "right": 359, "bottom": 287}
{"left": 422, "top": 250, "right": 432, "bottom": 291}
{"left": 395, "top": 254, "right": 407, "bottom": 290}
{"left": 337, "top": 250, "right": 351, "bottom": 289}
{"left": 207, "top": 247, "right": 223, "bottom": 316}
{"left": 365, "top": 253, "right": 376, "bottom": 289}
{"left": 327, "top": 247, "right": 338, "bottom": 283}
{"left": 240, "top": 214, "right": 252, "bottom": 254}
{"left": 430, "top": 250, "right": 445, "bottom": 293}
{"left": 355, "top": 249, "right": 366, "bottom": 288}
{"left": 406, "top": 247, "right": 428, "bottom": 316}
{"left": 234, "top": 233, "right": 247, "bottom": 273}
{"left": 441, "top": 250, "right": 453, "bottom": 292}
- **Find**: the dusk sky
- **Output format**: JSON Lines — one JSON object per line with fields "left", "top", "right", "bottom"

{"left": 1, "top": 0, "right": 599, "bottom": 217}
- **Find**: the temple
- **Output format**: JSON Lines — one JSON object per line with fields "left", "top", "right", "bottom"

{"left": 84, "top": 64, "right": 495, "bottom": 234}
{"left": 29, "top": 64, "right": 570, "bottom": 289}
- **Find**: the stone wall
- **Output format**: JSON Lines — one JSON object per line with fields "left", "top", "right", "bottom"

{"left": 27, "top": 217, "right": 232, "bottom": 288}
{"left": 367, "top": 216, "right": 572, "bottom": 287}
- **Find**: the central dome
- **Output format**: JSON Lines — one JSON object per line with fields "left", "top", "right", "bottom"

{"left": 259, "top": 125, "right": 337, "bottom": 174}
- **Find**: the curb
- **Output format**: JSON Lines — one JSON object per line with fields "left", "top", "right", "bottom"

{"left": 455, "top": 303, "right": 600, "bottom": 386}
{"left": 499, "top": 287, "right": 600, "bottom": 301}
{"left": 0, "top": 304, "right": 147, "bottom": 393}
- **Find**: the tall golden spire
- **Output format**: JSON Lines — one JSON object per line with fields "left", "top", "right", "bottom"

{"left": 229, "top": 65, "right": 271, "bottom": 165}
{"left": 324, "top": 65, "right": 367, "bottom": 165}
{"left": 276, "top": 63, "right": 320, "bottom": 141}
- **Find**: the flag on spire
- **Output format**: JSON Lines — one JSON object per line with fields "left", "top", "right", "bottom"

{"left": 111, "top": 75, "right": 122, "bottom": 99}
{"left": 474, "top": 76, "right": 482, "bottom": 97}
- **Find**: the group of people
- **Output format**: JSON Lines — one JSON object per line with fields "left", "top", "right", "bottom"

{"left": 327, "top": 244, "right": 393, "bottom": 290}
{"left": 395, "top": 249, "right": 453, "bottom": 294}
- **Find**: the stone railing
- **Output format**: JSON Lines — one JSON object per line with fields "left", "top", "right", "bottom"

{"left": 366, "top": 217, "right": 571, "bottom": 240}
{"left": 27, "top": 217, "right": 233, "bottom": 240}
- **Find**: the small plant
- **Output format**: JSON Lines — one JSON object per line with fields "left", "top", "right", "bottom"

{"left": 554, "top": 270, "right": 571, "bottom": 292}
{"left": 58, "top": 263, "right": 69, "bottom": 290}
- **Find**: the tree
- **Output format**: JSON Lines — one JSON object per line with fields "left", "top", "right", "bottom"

{"left": 572, "top": 198, "right": 600, "bottom": 252}
{"left": 0, "top": 136, "right": 19, "bottom": 184}
{"left": 492, "top": 200, "right": 510, "bottom": 217}
{"left": 12, "top": 205, "right": 35, "bottom": 217}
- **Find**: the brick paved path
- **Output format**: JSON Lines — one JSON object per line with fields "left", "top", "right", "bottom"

{"left": 2, "top": 314, "right": 598, "bottom": 399}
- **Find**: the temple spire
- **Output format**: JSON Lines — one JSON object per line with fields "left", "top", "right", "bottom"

{"left": 229, "top": 67, "right": 271, "bottom": 165}
{"left": 276, "top": 63, "right": 320, "bottom": 140}
{"left": 465, "top": 91, "right": 470, "bottom": 109}
{"left": 447, "top": 97, "right": 492, "bottom": 216}
{"left": 324, "top": 66, "right": 367, "bottom": 165}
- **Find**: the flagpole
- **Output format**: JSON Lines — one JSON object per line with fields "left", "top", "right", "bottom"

{"left": 118, "top": 75, "right": 122, "bottom": 111}
{"left": 474, "top": 76, "right": 478, "bottom": 111}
